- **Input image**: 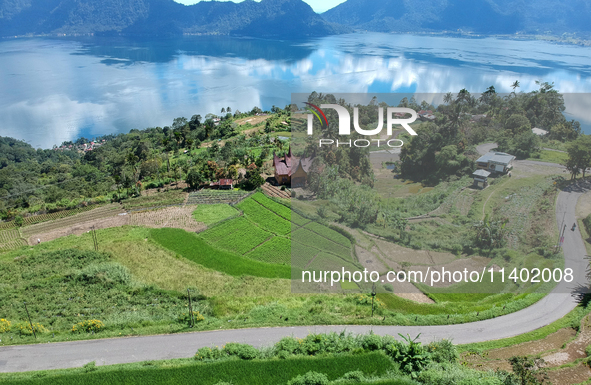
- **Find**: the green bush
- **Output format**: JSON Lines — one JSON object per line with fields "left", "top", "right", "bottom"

{"left": 586, "top": 344, "right": 591, "bottom": 357}
{"left": 76, "top": 263, "right": 132, "bottom": 287}
{"left": 287, "top": 371, "right": 329, "bottom": 385}
{"left": 584, "top": 214, "right": 591, "bottom": 236}
{"left": 223, "top": 343, "right": 259, "bottom": 360}
{"left": 339, "top": 370, "right": 366, "bottom": 382}
{"left": 385, "top": 334, "right": 430, "bottom": 378}
{"left": 427, "top": 340, "right": 458, "bottom": 363}
{"left": 195, "top": 347, "right": 224, "bottom": 361}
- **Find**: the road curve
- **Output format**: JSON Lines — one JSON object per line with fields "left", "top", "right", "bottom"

{"left": 0, "top": 175, "right": 588, "bottom": 373}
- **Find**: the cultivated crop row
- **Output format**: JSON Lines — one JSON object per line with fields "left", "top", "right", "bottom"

{"left": 292, "top": 228, "right": 353, "bottom": 262}
{"left": 291, "top": 241, "right": 320, "bottom": 269}
{"left": 236, "top": 198, "right": 291, "bottom": 235}
{"left": 0, "top": 229, "right": 19, "bottom": 243}
{"left": 307, "top": 252, "right": 360, "bottom": 272}
{"left": 0, "top": 238, "right": 27, "bottom": 252}
{"left": 129, "top": 206, "right": 205, "bottom": 232}
{"left": 0, "top": 206, "right": 98, "bottom": 230}
{"left": 22, "top": 204, "right": 125, "bottom": 237}
{"left": 245, "top": 236, "right": 291, "bottom": 264}
{"left": 187, "top": 190, "right": 250, "bottom": 205}
{"left": 304, "top": 222, "right": 352, "bottom": 248}
{"left": 251, "top": 193, "right": 291, "bottom": 219}
{"left": 200, "top": 217, "right": 272, "bottom": 255}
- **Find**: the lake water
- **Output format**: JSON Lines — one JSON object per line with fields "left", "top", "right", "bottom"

{"left": 1, "top": 33, "right": 591, "bottom": 148}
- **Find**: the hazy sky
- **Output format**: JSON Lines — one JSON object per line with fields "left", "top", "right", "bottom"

{"left": 173, "top": 0, "right": 346, "bottom": 14}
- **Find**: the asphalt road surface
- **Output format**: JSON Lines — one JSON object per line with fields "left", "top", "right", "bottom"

{"left": 0, "top": 154, "right": 588, "bottom": 373}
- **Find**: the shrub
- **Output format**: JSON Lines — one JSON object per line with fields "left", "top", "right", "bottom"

{"left": 72, "top": 319, "right": 104, "bottom": 333}
{"left": 427, "top": 340, "right": 458, "bottom": 363}
{"left": 586, "top": 344, "right": 591, "bottom": 357}
{"left": 76, "top": 262, "right": 132, "bottom": 287}
{"left": 361, "top": 333, "right": 383, "bottom": 351}
{"left": 14, "top": 215, "right": 23, "bottom": 227}
{"left": 386, "top": 334, "right": 431, "bottom": 378}
{"left": 194, "top": 346, "right": 223, "bottom": 361}
{"left": 340, "top": 370, "right": 366, "bottom": 382}
{"left": 584, "top": 214, "right": 591, "bottom": 236}
{"left": 287, "top": 371, "right": 329, "bottom": 385}
{"left": 178, "top": 311, "right": 205, "bottom": 326}
{"left": 0, "top": 318, "right": 10, "bottom": 333}
{"left": 223, "top": 342, "right": 259, "bottom": 360}
{"left": 16, "top": 322, "right": 47, "bottom": 336}
{"left": 274, "top": 336, "right": 303, "bottom": 357}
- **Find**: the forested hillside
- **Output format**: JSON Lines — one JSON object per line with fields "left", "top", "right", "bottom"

{"left": 0, "top": 0, "right": 345, "bottom": 38}
{"left": 322, "top": 0, "right": 591, "bottom": 36}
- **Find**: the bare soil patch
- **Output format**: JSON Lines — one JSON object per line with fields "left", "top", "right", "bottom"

{"left": 408, "top": 257, "right": 495, "bottom": 288}
{"left": 129, "top": 205, "right": 206, "bottom": 233}
{"left": 356, "top": 245, "right": 390, "bottom": 273}
{"left": 372, "top": 238, "right": 457, "bottom": 266}
{"left": 30, "top": 215, "right": 129, "bottom": 244}
{"left": 465, "top": 315, "right": 591, "bottom": 384}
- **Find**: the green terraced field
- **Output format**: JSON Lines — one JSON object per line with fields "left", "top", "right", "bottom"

{"left": 236, "top": 197, "right": 291, "bottom": 235}
{"left": 292, "top": 227, "right": 353, "bottom": 262}
{"left": 304, "top": 222, "right": 352, "bottom": 248}
{"left": 245, "top": 236, "right": 290, "bottom": 264}
{"left": 200, "top": 217, "right": 272, "bottom": 255}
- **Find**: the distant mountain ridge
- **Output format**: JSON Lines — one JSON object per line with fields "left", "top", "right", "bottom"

{"left": 0, "top": 0, "right": 347, "bottom": 38}
{"left": 1, "top": 0, "right": 590, "bottom": 39}
{"left": 322, "top": 0, "right": 591, "bottom": 35}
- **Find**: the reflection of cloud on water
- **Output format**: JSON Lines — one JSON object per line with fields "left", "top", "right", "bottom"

{"left": 2, "top": 95, "right": 112, "bottom": 147}
{"left": 3, "top": 35, "right": 591, "bottom": 147}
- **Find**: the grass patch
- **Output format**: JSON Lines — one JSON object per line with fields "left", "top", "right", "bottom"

{"left": 528, "top": 149, "right": 568, "bottom": 164}
{"left": 151, "top": 228, "right": 290, "bottom": 279}
{"left": 0, "top": 247, "right": 192, "bottom": 343}
{"left": 0, "top": 352, "right": 395, "bottom": 385}
{"left": 192, "top": 204, "right": 239, "bottom": 225}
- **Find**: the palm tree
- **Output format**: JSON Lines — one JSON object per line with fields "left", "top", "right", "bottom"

{"left": 511, "top": 80, "right": 520, "bottom": 96}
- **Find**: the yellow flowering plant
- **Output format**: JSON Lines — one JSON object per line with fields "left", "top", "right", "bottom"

{"left": 72, "top": 319, "right": 104, "bottom": 333}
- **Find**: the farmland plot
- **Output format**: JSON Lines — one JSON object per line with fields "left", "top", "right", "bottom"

{"left": 187, "top": 190, "right": 250, "bottom": 205}
{"left": 200, "top": 217, "right": 272, "bottom": 255}
{"left": 292, "top": 228, "right": 353, "bottom": 262}
{"left": 251, "top": 193, "right": 291, "bottom": 220}
{"left": 22, "top": 204, "right": 126, "bottom": 238}
{"left": 0, "top": 238, "right": 27, "bottom": 252}
{"left": 246, "top": 236, "right": 291, "bottom": 264}
{"left": 236, "top": 198, "right": 291, "bottom": 235}
{"left": 0, "top": 229, "right": 19, "bottom": 243}
{"left": 0, "top": 206, "right": 97, "bottom": 230}
{"left": 291, "top": 240, "right": 320, "bottom": 269}
{"left": 304, "top": 222, "right": 351, "bottom": 248}
{"left": 130, "top": 205, "right": 206, "bottom": 232}
{"left": 307, "top": 252, "right": 361, "bottom": 273}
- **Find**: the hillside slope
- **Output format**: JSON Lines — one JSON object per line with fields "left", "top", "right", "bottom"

{"left": 0, "top": 0, "right": 346, "bottom": 38}
{"left": 322, "top": 0, "right": 591, "bottom": 35}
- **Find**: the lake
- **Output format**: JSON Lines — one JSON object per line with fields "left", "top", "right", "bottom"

{"left": 1, "top": 33, "right": 591, "bottom": 148}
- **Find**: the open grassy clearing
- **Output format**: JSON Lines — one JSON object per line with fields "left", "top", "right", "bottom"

{"left": 191, "top": 204, "right": 239, "bottom": 225}
{"left": 528, "top": 149, "right": 569, "bottom": 164}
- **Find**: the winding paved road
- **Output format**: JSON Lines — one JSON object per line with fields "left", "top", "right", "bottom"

{"left": 0, "top": 149, "right": 588, "bottom": 373}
